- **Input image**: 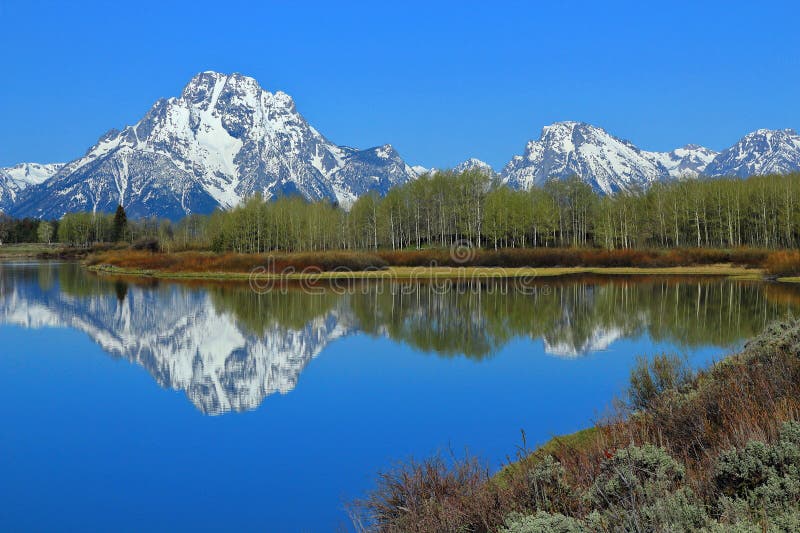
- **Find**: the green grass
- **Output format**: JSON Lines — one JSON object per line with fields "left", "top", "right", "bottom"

{"left": 0, "top": 243, "right": 59, "bottom": 258}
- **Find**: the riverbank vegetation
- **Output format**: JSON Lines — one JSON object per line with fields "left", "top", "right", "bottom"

{"left": 86, "top": 246, "right": 800, "bottom": 283}
{"left": 52, "top": 172, "right": 800, "bottom": 255}
{"left": 351, "top": 320, "right": 800, "bottom": 531}
{"left": 5, "top": 171, "right": 800, "bottom": 276}
{"left": 59, "top": 171, "right": 800, "bottom": 278}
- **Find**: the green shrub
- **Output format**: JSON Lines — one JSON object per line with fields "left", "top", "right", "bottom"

{"left": 590, "top": 444, "right": 685, "bottom": 508}
{"left": 629, "top": 353, "right": 693, "bottom": 411}
{"left": 588, "top": 444, "right": 702, "bottom": 531}
{"left": 640, "top": 487, "right": 709, "bottom": 531}
{"left": 500, "top": 511, "right": 587, "bottom": 533}
{"left": 714, "top": 421, "right": 800, "bottom": 515}
{"left": 524, "top": 455, "right": 576, "bottom": 514}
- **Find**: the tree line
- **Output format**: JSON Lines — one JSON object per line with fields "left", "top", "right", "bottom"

{"left": 24, "top": 170, "right": 800, "bottom": 251}
{"left": 0, "top": 215, "right": 54, "bottom": 245}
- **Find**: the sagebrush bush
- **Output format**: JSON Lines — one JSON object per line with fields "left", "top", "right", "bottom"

{"left": 714, "top": 421, "right": 800, "bottom": 516}
{"left": 500, "top": 511, "right": 587, "bottom": 533}
{"left": 524, "top": 455, "right": 576, "bottom": 515}
{"left": 587, "top": 444, "right": 695, "bottom": 530}
{"left": 628, "top": 353, "right": 693, "bottom": 411}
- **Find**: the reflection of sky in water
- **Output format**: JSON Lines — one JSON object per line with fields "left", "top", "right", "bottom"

{"left": 0, "top": 262, "right": 796, "bottom": 531}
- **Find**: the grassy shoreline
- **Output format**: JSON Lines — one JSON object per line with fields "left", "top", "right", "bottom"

{"left": 87, "top": 262, "right": 766, "bottom": 281}
{"left": 0, "top": 243, "right": 63, "bottom": 259}
{"left": 82, "top": 248, "right": 786, "bottom": 282}
{"left": 3, "top": 245, "right": 794, "bottom": 282}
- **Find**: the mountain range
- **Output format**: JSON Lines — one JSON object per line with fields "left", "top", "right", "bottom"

{"left": 2, "top": 71, "right": 800, "bottom": 217}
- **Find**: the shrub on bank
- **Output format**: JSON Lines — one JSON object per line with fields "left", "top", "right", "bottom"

{"left": 764, "top": 250, "right": 800, "bottom": 277}
{"left": 85, "top": 244, "right": 798, "bottom": 273}
{"left": 378, "top": 247, "right": 769, "bottom": 269}
{"left": 86, "top": 250, "right": 388, "bottom": 273}
{"left": 500, "top": 511, "right": 587, "bottom": 533}
{"left": 353, "top": 320, "right": 800, "bottom": 532}
{"left": 628, "top": 353, "right": 693, "bottom": 411}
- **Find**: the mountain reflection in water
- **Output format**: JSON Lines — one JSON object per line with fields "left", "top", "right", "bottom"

{"left": 2, "top": 262, "right": 799, "bottom": 415}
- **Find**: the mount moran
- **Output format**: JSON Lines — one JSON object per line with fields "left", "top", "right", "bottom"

{"left": 3, "top": 71, "right": 800, "bottom": 218}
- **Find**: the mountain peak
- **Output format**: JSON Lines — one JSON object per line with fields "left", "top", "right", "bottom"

{"left": 453, "top": 158, "right": 495, "bottom": 175}
{"left": 749, "top": 127, "right": 797, "bottom": 137}
{"left": 0, "top": 162, "right": 64, "bottom": 211}
{"left": 704, "top": 128, "right": 800, "bottom": 177}
{"left": 504, "top": 121, "right": 663, "bottom": 194}
{"left": 9, "top": 73, "right": 416, "bottom": 219}
{"left": 539, "top": 121, "right": 595, "bottom": 139}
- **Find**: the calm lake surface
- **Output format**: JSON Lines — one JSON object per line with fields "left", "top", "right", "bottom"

{"left": 2, "top": 261, "right": 799, "bottom": 531}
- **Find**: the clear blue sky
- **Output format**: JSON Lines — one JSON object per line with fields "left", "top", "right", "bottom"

{"left": 1, "top": 0, "right": 798, "bottom": 169}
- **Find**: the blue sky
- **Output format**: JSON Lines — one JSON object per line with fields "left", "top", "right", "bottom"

{"left": 1, "top": 0, "right": 798, "bottom": 169}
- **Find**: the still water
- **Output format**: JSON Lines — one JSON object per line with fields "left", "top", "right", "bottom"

{"left": 1, "top": 261, "right": 799, "bottom": 531}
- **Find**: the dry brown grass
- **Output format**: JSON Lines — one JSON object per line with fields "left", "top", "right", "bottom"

{"left": 378, "top": 247, "right": 769, "bottom": 269}
{"left": 87, "top": 247, "right": 779, "bottom": 277}
{"left": 764, "top": 250, "right": 800, "bottom": 277}
{"left": 86, "top": 250, "right": 389, "bottom": 273}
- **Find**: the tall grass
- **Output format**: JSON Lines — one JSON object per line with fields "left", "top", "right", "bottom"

{"left": 87, "top": 246, "right": 782, "bottom": 273}
{"left": 86, "top": 249, "right": 389, "bottom": 273}
{"left": 763, "top": 250, "right": 800, "bottom": 277}
{"left": 379, "top": 247, "right": 770, "bottom": 268}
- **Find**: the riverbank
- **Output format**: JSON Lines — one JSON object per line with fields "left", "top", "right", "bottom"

{"left": 0, "top": 243, "right": 59, "bottom": 259}
{"left": 84, "top": 248, "right": 779, "bottom": 282}
{"left": 0, "top": 243, "right": 103, "bottom": 260}
{"left": 89, "top": 262, "right": 764, "bottom": 281}
{"left": 353, "top": 320, "right": 800, "bottom": 531}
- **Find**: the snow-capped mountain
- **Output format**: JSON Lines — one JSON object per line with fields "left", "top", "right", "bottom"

{"left": 0, "top": 162, "right": 63, "bottom": 212}
{"left": 501, "top": 122, "right": 671, "bottom": 194}
{"left": 412, "top": 158, "right": 495, "bottom": 178}
{"left": 453, "top": 158, "right": 496, "bottom": 176}
{"left": 5, "top": 90, "right": 800, "bottom": 217}
{"left": 644, "top": 144, "right": 719, "bottom": 179}
{"left": 704, "top": 128, "right": 800, "bottom": 178}
{"left": 10, "top": 72, "right": 418, "bottom": 219}
{"left": 500, "top": 122, "right": 800, "bottom": 194}
{"left": 3, "top": 162, "right": 64, "bottom": 186}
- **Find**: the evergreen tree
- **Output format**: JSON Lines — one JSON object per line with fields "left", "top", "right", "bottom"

{"left": 112, "top": 205, "right": 128, "bottom": 242}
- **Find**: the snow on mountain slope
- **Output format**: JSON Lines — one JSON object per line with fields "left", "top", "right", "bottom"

{"left": 3, "top": 162, "right": 64, "bottom": 186}
{"left": 499, "top": 122, "right": 800, "bottom": 193}
{"left": 501, "top": 122, "right": 670, "bottom": 194}
{"left": 10, "top": 72, "right": 417, "bottom": 219}
{"left": 0, "top": 162, "right": 63, "bottom": 211}
{"left": 704, "top": 128, "right": 800, "bottom": 178}
{"left": 644, "top": 144, "right": 719, "bottom": 178}
{"left": 414, "top": 158, "right": 495, "bottom": 178}
{"left": 327, "top": 144, "right": 421, "bottom": 207}
{"left": 452, "top": 158, "right": 496, "bottom": 176}
{"left": 411, "top": 164, "right": 429, "bottom": 176}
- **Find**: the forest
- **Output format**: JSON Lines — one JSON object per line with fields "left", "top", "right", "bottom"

{"left": 19, "top": 170, "right": 800, "bottom": 253}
